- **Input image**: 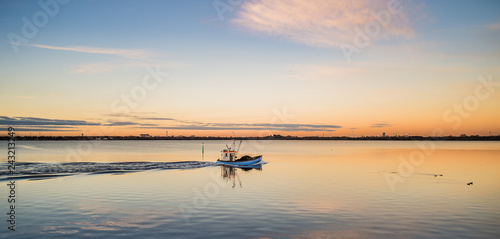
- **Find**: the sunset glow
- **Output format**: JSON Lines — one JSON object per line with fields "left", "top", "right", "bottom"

{"left": 1, "top": 0, "right": 499, "bottom": 137}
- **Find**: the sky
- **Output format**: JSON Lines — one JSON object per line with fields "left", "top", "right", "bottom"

{"left": 0, "top": 0, "right": 499, "bottom": 137}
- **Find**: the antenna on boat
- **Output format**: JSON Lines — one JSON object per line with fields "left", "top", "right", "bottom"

{"left": 236, "top": 140, "right": 242, "bottom": 157}
{"left": 232, "top": 131, "right": 236, "bottom": 150}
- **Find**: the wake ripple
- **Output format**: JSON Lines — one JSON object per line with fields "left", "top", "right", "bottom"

{"left": 0, "top": 161, "right": 216, "bottom": 179}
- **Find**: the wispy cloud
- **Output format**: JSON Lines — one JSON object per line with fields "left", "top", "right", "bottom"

{"left": 8, "top": 42, "right": 158, "bottom": 74}
{"left": 12, "top": 43, "right": 153, "bottom": 59}
{"left": 0, "top": 128, "right": 77, "bottom": 132}
{"left": 148, "top": 122, "right": 341, "bottom": 132}
{"left": 72, "top": 61, "right": 152, "bottom": 73}
{"left": 370, "top": 123, "right": 392, "bottom": 128}
{"left": 104, "top": 121, "right": 153, "bottom": 126}
{"left": 136, "top": 117, "right": 177, "bottom": 121}
{"left": 0, "top": 125, "right": 80, "bottom": 132}
{"left": 105, "top": 113, "right": 341, "bottom": 131}
{"left": 0, "top": 116, "right": 154, "bottom": 128}
{"left": 0, "top": 116, "right": 100, "bottom": 126}
{"left": 1, "top": 115, "right": 341, "bottom": 132}
{"left": 10, "top": 43, "right": 186, "bottom": 74}
{"left": 73, "top": 59, "right": 186, "bottom": 74}
{"left": 232, "top": 0, "right": 414, "bottom": 48}
{"left": 208, "top": 122, "right": 340, "bottom": 129}
{"left": 104, "top": 113, "right": 205, "bottom": 125}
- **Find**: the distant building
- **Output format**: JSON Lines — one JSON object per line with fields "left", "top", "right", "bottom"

{"left": 382, "top": 132, "right": 386, "bottom": 137}
{"left": 140, "top": 134, "right": 152, "bottom": 138}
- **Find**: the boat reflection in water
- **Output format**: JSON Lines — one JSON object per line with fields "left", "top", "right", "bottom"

{"left": 220, "top": 164, "right": 262, "bottom": 188}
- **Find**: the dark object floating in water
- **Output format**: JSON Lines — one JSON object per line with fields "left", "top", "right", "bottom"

{"left": 434, "top": 174, "right": 443, "bottom": 177}
{"left": 467, "top": 182, "right": 473, "bottom": 185}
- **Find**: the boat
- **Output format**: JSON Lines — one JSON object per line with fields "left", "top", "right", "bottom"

{"left": 216, "top": 140, "right": 262, "bottom": 166}
{"left": 217, "top": 155, "right": 263, "bottom": 166}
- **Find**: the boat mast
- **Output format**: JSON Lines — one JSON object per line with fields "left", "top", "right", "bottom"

{"left": 235, "top": 140, "right": 242, "bottom": 158}
{"left": 232, "top": 131, "right": 236, "bottom": 151}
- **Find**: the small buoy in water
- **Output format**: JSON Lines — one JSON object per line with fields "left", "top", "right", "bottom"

{"left": 467, "top": 182, "right": 473, "bottom": 185}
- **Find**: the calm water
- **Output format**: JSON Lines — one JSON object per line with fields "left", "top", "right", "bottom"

{"left": 1, "top": 140, "right": 500, "bottom": 238}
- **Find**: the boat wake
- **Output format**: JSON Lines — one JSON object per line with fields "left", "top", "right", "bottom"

{"left": 0, "top": 161, "right": 216, "bottom": 181}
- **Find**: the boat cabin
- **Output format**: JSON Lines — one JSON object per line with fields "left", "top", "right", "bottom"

{"left": 220, "top": 150, "right": 237, "bottom": 162}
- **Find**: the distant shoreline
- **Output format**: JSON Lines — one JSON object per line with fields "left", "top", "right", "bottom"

{"left": 1, "top": 135, "right": 500, "bottom": 141}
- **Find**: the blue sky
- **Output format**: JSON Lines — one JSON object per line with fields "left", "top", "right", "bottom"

{"left": 1, "top": 0, "right": 499, "bottom": 136}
